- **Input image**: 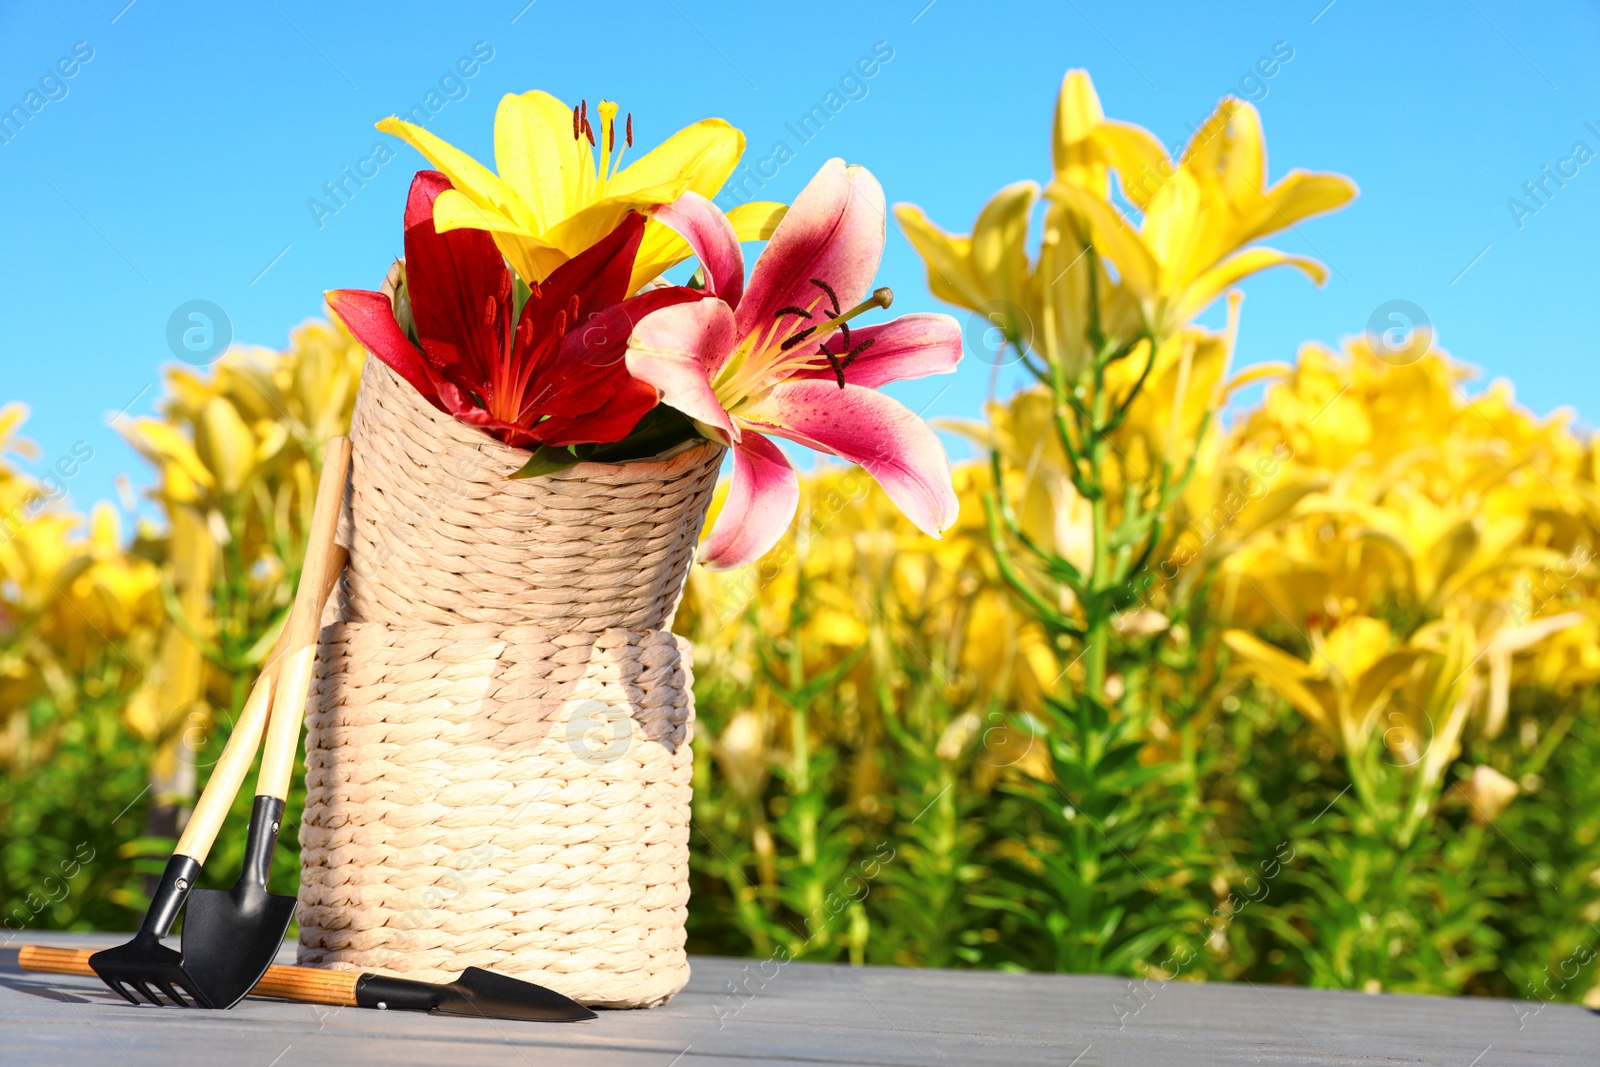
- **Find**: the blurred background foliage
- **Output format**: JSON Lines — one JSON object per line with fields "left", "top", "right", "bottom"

{"left": 0, "top": 321, "right": 364, "bottom": 931}
{"left": 6, "top": 317, "right": 1593, "bottom": 1000}
{"left": 675, "top": 322, "right": 1600, "bottom": 999}
{"left": 3, "top": 75, "right": 1598, "bottom": 1007}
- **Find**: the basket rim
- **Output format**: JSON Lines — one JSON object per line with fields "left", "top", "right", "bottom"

{"left": 359, "top": 353, "right": 727, "bottom": 481}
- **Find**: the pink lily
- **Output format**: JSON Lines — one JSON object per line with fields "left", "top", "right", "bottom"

{"left": 625, "top": 158, "right": 963, "bottom": 570}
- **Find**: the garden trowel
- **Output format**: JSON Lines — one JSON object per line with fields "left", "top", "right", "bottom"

{"left": 21, "top": 945, "right": 596, "bottom": 1022}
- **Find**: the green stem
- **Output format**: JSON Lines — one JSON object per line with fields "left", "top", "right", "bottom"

{"left": 1083, "top": 358, "right": 1113, "bottom": 701}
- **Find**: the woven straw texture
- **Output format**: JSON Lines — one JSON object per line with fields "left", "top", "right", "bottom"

{"left": 297, "top": 357, "right": 720, "bottom": 1008}
{"left": 298, "top": 623, "right": 695, "bottom": 1006}
{"left": 340, "top": 358, "right": 723, "bottom": 632}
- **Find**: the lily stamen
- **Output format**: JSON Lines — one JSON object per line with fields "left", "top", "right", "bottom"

{"left": 596, "top": 102, "right": 619, "bottom": 180}
{"left": 812, "top": 278, "right": 842, "bottom": 315}
{"left": 780, "top": 287, "right": 893, "bottom": 351}
{"left": 563, "top": 100, "right": 632, "bottom": 182}
{"left": 822, "top": 337, "right": 875, "bottom": 388}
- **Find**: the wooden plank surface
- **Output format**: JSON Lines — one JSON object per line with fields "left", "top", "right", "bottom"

{"left": 0, "top": 934, "right": 1591, "bottom": 1065}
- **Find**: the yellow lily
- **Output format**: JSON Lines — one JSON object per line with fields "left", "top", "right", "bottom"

{"left": 1476, "top": 610, "right": 1585, "bottom": 737}
{"left": 378, "top": 91, "right": 786, "bottom": 291}
{"left": 892, "top": 69, "right": 1141, "bottom": 327}
{"left": 895, "top": 70, "right": 1355, "bottom": 366}
{"left": 1044, "top": 72, "right": 1357, "bottom": 336}
{"left": 893, "top": 180, "right": 1039, "bottom": 347}
{"left": 1223, "top": 617, "right": 1425, "bottom": 758}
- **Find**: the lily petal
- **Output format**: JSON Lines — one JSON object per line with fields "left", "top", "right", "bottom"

{"left": 626, "top": 298, "right": 740, "bottom": 441}
{"left": 531, "top": 376, "right": 660, "bottom": 448}
{"left": 742, "top": 380, "right": 958, "bottom": 538}
{"left": 606, "top": 118, "right": 745, "bottom": 201}
{"left": 493, "top": 90, "right": 587, "bottom": 231}
{"left": 561, "top": 284, "right": 708, "bottom": 383}
{"left": 892, "top": 203, "right": 984, "bottom": 312}
{"left": 970, "top": 181, "right": 1039, "bottom": 310}
{"left": 1092, "top": 120, "right": 1172, "bottom": 210}
{"left": 727, "top": 201, "right": 788, "bottom": 241}
{"left": 124, "top": 418, "right": 216, "bottom": 492}
{"left": 699, "top": 431, "right": 799, "bottom": 570}
{"left": 737, "top": 159, "right": 885, "bottom": 341}
{"left": 1140, "top": 165, "right": 1205, "bottom": 291}
{"left": 1175, "top": 246, "right": 1328, "bottom": 324}
{"left": 1234, "top": 170, "right": 1359, "bottom": 245}
{"left": 401, "top": 171, "right": 507, "bottom": 393}
{"left": 431, "top": 187, "right": 540, "bottom": 237}
{"left": 1053, "top": 69, "right": 1108, "bottom": 197}
{"left": 509, "top": 212, "right": 649, "bottom": 420}
{"left": 1215, "top": 102, "right": 1266, "bottom": 208}
{"left": 629, "top": 200, "right": 786, "bottom": 295}
{"left": 629, "top": 224, "right": 695, "bottom": 294}
{"left": 432, "top": 185, "right": 564, "bottom": 282}
{"left": 434, "top": 378, "right": 487, "bottom": 422}
{"left": 1221, "top": 630, "right": 1333, "bottom": 736}
{"left": 1044, "top": 179, "right": 1161, "bottom": 307}
{"left": 377, "top": 116, "right": 536, "bottom": 231}
{"left": 652, "top": 191, "right": 745, "bottom": 308}
{"left": 325, "top": 288, "right": 444, "bottom": 412}
{"left": 797, "top": 313, "right": 962, "bottom": 389}
{"left": 1179, "top": 98, "right": 1238, "bottom": 178}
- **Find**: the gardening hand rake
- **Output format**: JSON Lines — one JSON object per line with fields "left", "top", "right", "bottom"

{"left": 89, "top": 436, "right": 351, "bottom": 1009}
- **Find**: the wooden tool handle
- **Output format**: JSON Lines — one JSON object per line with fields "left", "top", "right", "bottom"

{"left": 252, "top": 960, "right": 359, "bottom": 1006}
{"left": 257, "top": 437, "right": 352, "bottom": 801}
{"left": 172, "top": 657, "right": 277, "bottom": 865}
{"left": 172, "top": 551, "right": 345, "bottom": 865}
{"left": 19, "top": 945, "right": 360, "bottom": 1007}
{"left": 18, "top": 944, "right": 96, "bottom": 977}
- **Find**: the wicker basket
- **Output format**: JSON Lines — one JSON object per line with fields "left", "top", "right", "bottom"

{"left": 296, "top": 358, "right": 721, "bottom": 1008}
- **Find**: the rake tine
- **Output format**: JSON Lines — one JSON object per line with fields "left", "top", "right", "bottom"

{"left": 130, "top": 980, "right": 166, "bottom": 1007}
{"left": 159, "top": 981, "right": 192, "bottom": 1008}
{"left": 104, "top": 979, "right": 141, "bottom": 1006}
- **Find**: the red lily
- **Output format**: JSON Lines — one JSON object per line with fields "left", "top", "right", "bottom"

{"left": 327, "top": 170, "right": 687, "bottom": 450}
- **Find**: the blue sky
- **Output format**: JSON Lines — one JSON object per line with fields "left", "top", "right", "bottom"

{"left": 1, "top": 0, "right": 1597, "bottom": 517}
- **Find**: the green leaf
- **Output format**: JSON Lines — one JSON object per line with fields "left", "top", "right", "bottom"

{"left": 392, "top": 262, "right": 419, "bottom": 346}
{"left": 508, "top": 445, "right": 584, "bottom": 479}
{"left": 588, "top": 406, "right": 701, "bottom": 463}
{"left": 241, "top": 607, "right": 288, "bottom": 666}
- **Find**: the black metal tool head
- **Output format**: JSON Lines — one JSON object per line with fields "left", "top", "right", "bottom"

{"left": 175, "top": 796, "right": 296, "bottom": 1010}
{"left": 178, "top": 884, "right": 296, "bottom": 1009}
{"left": 354, "top": 967, "right": 598, "bottom": 1023}
{"left": 88, "top": 931, "right": 211, "bottom": 1008}
{"left": 88, "top": 855, "right": 211, "bottom": 1008}
{"left": 441, "top": 967, "right": 598, "bottom": 1022}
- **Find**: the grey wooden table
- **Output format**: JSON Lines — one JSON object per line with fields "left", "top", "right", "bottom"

{"left": 0, "top": 934, "right": 1590, "bottom": 1065}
